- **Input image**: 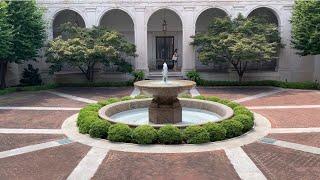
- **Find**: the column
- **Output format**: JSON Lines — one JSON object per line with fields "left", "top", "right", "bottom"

{"left": 181, "top": 7, "right": 196, "bottom": 73}
{"left": 85, "top": 7, "right": 97, "bottom": 28}
{"left": 134, "top": 7, "right": 148, "bottom": 72}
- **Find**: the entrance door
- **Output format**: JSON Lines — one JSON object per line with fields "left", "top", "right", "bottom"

{"left": 156, "top": 36, "right": 174, "bottom": 70}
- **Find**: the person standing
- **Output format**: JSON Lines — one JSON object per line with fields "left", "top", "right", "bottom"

{"left": 172, "top": 49, "right": 178, "bottom": 71}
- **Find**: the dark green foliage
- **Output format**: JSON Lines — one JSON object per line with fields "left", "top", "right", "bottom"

{"left": 183, "top": 126, "right": 210, "bottom": 144}
{"left": 132, "top": 70, "right": 145, "bottom": 82}
{"left": 206, "top": 96, "right": 221, "bottom": 102}
{"left": 232, "top": 114, "right": 254, "bottom": 132}
{"left": 291, "top": 0, "right": 320, "bottom": 56}
{"left": 132, "top": 125, "right": 158, "bottom": 144}
{"left": 221, "top": 120, "right": 244, "bottom": 138}
{"left": 203, "top": 122, "right": 226, "bottom": 141}
{"left": 121, "top": 96, "right": 133, "bottom": 101}
{"left": 179, "top": 93, "right": 192, "bottom": 98}
{"left": 194, "top": 95, "right": 206, "bottom": 100}
{"left": 233, "top": 106, "right": 254, "bottom": 119}
{"left": 226, "top": 101, "right": 241, "bottom": 109}
{"left": 20, "top": 64, "right": 42, "bottom": 86}
{"left": 158, "top": 125, "right": 182, "bottom": 144}
{"left": 192, "top": 14, "right": 281, "bottom": 82}
{"left": 89, "top": 120, "right": 111, "bottom": 139}
{"left": 186, "top": 70, "right": 201, "bottom": 83}
{"left": 0, "top": 0, "right": 45, "bottom": 88}
{"left": 108, "top": 124, "right": 132, "bottom": 143}
{"left": 98, "top": 98, "right": 120, "bottom": 106}
{"left": 79, "top": 115, "right": 102, "bottom": 134}
{"left": 134, "top": 95, "right": 150, "bottom": 99}
{"left": 46, "top": 25, "right": 136, "bottom": 82}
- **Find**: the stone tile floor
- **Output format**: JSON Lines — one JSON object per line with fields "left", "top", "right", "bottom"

{"left": 0, "top": 86, "right": 319, "bottom": 180}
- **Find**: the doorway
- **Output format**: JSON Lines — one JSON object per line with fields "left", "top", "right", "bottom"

{"left": 156, "top": 36, "right": 174, "bottom": 70}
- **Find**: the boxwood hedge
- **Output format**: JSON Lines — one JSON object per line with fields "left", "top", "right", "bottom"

{"left": 77, "top": 95, "right": 255, "bottom": 144}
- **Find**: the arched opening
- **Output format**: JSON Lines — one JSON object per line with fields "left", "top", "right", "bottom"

{"left": 147, "top": 9, "right": 183, "bottom": 72}
{"left": 247, "top": 7, "right": 280, "bottom": 71}
{"left": 195, "top": 8, "right": 229, "bottom": 72}
{"left": 99, "top": 9, "right": 135, "bottom": 72}
{"left": 99, "top": 9, "right": 135, "bottom": 43}
{"left": 52, "top": 9, "right": 85, "bottom": 38}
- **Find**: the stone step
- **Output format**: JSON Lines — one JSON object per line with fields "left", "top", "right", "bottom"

{"left": 147, "top": 72, "right": 185, "bottom": 80}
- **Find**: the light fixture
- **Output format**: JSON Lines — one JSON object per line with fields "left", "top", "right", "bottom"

{"left": 162, "top": 19, "right": 167, "bottom": 32}
{"left": 162, "top": 10, "right": 167, "bottom": 32}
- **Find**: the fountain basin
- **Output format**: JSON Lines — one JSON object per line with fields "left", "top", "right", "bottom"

{"left": 134, "top": 80, "right": 196, "bottom": 124}
{"left": 98, "top": 98, "right": 234, "bottom": 128}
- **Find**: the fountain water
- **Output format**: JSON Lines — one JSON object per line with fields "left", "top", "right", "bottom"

{"left": 162, "top": 62, "right": 168, "bottom": 83}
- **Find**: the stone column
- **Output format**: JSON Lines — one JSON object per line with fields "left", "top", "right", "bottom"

{"left": 181, "top": 7, "right": 196, "bottom": 73}
{"left": 134, "top": 7, "right": 149, "bottom": 73}
{"left": 85, "top": 7, "right": 97, "bottom": 28}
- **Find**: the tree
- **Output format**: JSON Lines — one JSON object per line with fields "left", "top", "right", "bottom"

{"left": 191, "top": 14, "right": 282, "bottom": 82}
{"left": 0, "top": 1, "right": 13, "bottom": 88}
{"left": 0, "top": 1, "right": 46, "bottom": 88}
{"left": 291, "top": 0, "right": 320, "bottom": 56}
{"left": 46, "top": 24, "right": 136, "bottom": 82}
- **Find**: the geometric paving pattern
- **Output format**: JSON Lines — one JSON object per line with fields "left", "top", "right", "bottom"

{"left": 0, "top": 86, "right": 319, "bottom": 179}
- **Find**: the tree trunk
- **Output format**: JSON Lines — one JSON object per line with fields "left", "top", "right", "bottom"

{"left": 0, "top": 61, "right": 8, "bottom": 89}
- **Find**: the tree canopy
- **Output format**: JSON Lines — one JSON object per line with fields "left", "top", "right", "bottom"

{"left": 291, "top": 0, "right": 320, "bottom": 56}
{"left": 46, "top": 24, "right": 136, "bottom": 82}
{"left": 191, "top": 14, "right": 282, "bottom": 82}
{"left": 0, "top": 0, "right": 46, "bottom": 88}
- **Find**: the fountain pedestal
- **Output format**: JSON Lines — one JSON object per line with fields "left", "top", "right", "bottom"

{"left": 134, "top": 80, "right": 196, "bottom": 124}
{"left": 149, "top": 97, "right": 182, "bottom": 124}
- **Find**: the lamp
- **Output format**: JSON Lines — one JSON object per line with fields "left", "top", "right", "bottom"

{"left": 162, "top": 10, "right": 167, "bottom": 32}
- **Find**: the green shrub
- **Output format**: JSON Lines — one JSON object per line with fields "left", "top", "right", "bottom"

{"left": 79, "top": 115, "right": 102, "bottom": 134}
{"left": 121, "top": 96, "right": 133, "bottom": 101}
{"left": 203, "top": 122, "right": 226, "bottom": 141}
{"left": 89, "top": 120, "right": 111, "bottom": 139}
{"left": 81, "top": 104, "right": 102, "bottom": 112}
{"left": 226, "top": 101, "right": 241, "bottom": 109}
{"left": 98, "top": 98, "right": 120, "bottom": 106}
{"left": 132, "top": 125, "right": 158, "bottom": 144}
{"left": 194, "top": 95, "right": 206, "bottom": 100}
{"left": 232, "top": 114, "right": 254, "bottom": 132}
{"left": 77, "top": 110, "right": 98, "bottom": 126}
{"left": 108, "top": 124, "right": 132, "bottom": 143}
{"left": 221, "top": 120, "right": 244, "bottom": 138}
{"left": 206, "top": 96, "right": 221, "bottom": 102}
{"left": 158, "top": 125, "right": 182, "bottom": 144}
{"left": 132, "top": 70, "right": 145, "bottom": 81}
{"left": 233, "top": 106, "right": 254, "bottom": 118}
{"left": 186, "top": 70, "right": 201, "bottom": 83}
{"left": 183, "top": 126, "right": 210, "bottom": 144}
{"left": 20, "top": 64, "right": 42, "bottom": 86}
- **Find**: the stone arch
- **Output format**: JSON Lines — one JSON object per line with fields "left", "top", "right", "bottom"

{"left": 52, "top": 9, "right": 86, "bottom": 38}
{"left": 246, "top": 6, "right": 281, "bottom": 71}
{"left": 98, "top": 9, "right": 135, "bottom": 43}
{"left": 147, "top": 8, "right": 183, "bottom": 71}
{"left": 246, "top": 6, "right": 280, "bottom": 27}
{"left": 195, "top": 7, "right": 229, "bottom": 33}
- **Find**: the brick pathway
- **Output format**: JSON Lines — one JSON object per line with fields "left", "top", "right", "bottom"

{"left": 0, "top": 87, "right": 319, "bottom": 179}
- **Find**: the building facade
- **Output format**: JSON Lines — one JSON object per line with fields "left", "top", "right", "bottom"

{"left": 6, "top": 0, "right": 320, "bottom": 85}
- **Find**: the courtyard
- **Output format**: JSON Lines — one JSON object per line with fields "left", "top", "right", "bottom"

{"left": 0, "top": 86, "right": 319, "bottom": 179}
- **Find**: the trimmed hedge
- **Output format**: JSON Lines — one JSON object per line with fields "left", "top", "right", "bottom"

{"left": 183, "top": 126, "right": 210, "bottom": 144}
{"left": 203, "top": 122, "right": 226, "bottom": 141}
{"left": 89, "top": 120, "right": 111, "bottom": 138}
{"left": 158, "top": 125, "right": 182, "bottom": 144}
{"left": 132, "top": 125, "right": 158, "bottom": 144}
{"left": 108, "top": 124, "right": 132, "bottom": 143}
{"left": 77, "top": 95, "right": 255, "bottom": 144}
{"left": 221, "top": 120, "right": 244, "bottom": 138}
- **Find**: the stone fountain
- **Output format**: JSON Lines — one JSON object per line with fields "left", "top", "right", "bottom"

{"left": 134, "top": 63, "right": 196, "bottom": 124}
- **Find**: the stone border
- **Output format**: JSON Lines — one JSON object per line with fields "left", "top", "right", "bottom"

{"left": 98, "top": 98, "right": 234, "bottom": 128}
{"left": 61, "top": 112, "right": 271, "bottom": 153}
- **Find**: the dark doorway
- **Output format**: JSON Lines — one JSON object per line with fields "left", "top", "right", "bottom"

{"left": 156, "top": 36, "right": 174, "bottom": 69}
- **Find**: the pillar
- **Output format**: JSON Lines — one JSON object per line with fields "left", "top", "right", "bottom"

{"left": 134, "top": 7, "right": 148, "bottom": 72}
